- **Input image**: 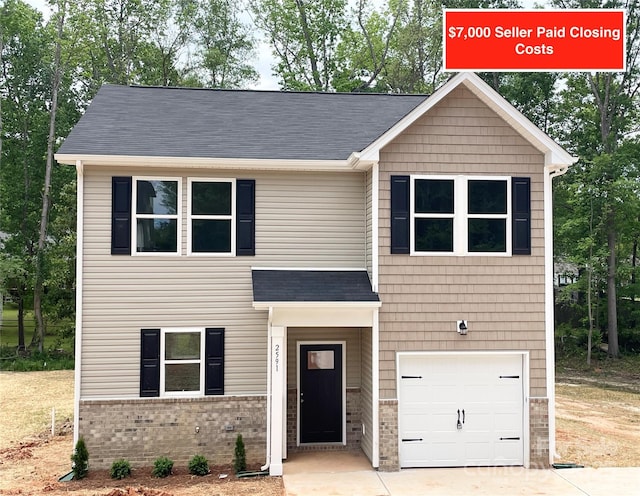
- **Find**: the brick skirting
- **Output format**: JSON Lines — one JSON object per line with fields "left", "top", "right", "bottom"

{"left": 378, "top": 399, "right": 399, "bottom": 471}
{"left": 529, "top": 397, "right": 550, "bottom": 468}
{"left": 79, "top": 396, "right": 266, "bottom": 469}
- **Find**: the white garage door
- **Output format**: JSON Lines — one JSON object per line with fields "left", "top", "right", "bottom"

{"left": 398, "top": 353, "right": 524, "bottom": 468}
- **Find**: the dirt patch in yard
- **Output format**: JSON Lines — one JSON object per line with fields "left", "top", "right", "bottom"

{"left": 0, "top": 372, "right": 282, "bottom": 496}
{"left": 0, "top": 435, "right": 283, "bottom": 496}
{"left": 555, "top": 382, "right": 640, "bottom": 467}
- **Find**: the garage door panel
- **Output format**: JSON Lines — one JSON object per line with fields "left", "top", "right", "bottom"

{"left": 399, "top": 353, "right": 524, "bottom": 468}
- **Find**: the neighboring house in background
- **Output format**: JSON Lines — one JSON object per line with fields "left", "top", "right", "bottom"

{"left": 55, "top": 72, "right": 576, "bottom": 475}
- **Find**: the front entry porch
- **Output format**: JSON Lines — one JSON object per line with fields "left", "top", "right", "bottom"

{"left": 251, "top": 268, "right": 381, "bottom": 476}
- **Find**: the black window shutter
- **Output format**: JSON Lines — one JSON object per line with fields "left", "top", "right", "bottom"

{"left": 140, "top": 329, "right": 160, "bottom": 397}
{"left": 236, "top": 180, "right": 255, "bottom": 256}
{"left": 111, "top": 177, "right": 132, "bottom": 255}
{"left": 512, "top": 177, "right": 531, "bottom": 255}
{"left": 391, "top": 175, "right": 410, "bottom": 254}
{"left": 205, "top": 328, "right": 225, "bottom": 395}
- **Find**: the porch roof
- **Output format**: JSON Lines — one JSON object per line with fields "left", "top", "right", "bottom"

{"left": 251, "top": 269, "right": 379, "bottom": 303}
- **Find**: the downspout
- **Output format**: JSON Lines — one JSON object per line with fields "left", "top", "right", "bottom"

{"left": 544, "top": 164, "right": 569, "bottom": 465}
{"left": 73, "top": 160, "right": 84, "bottom": 445}
{"left": 261, "top": 306, "right": 273, "bottom": 472}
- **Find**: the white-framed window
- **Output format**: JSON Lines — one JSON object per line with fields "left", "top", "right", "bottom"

{"left": 187, "top": 178, "right": 236, "bottom": 255}
{"left": 160, "top": 327, "right": 205, "bottom": 397}
{"left": 132, "top": 177, "right": 181, "bottom": 255}
{"left": 411, "top": 175, "right": 511, "bottom": 256}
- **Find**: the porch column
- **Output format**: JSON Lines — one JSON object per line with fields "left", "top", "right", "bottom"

{"left": 269, "top": 325, "right": 285, "bottom": 476}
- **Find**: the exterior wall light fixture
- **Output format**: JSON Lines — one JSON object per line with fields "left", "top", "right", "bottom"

{"left": 457, "top": 320, "right": 468, "bottom": 335}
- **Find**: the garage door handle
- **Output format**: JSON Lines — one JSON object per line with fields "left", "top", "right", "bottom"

{"left": 402, "top": 438, "right": 423, "bottom": 442}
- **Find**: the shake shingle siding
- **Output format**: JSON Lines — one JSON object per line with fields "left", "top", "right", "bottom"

{"left": 377, "top": 87, "right": 548, "bottom": 400}
{"left": 80, "top": 166, "right": 367, "bottom": 398}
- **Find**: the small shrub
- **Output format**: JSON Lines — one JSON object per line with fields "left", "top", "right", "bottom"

{"left": 152, "top": 456, "right": 173, "bottom": 478}
{"left": 233, "top": 434, "right": 246, "bottom": 473}
{"left": 71, "top": 437, "right": 89, "bottom": 480}
{"left": 188, "top": 454, "right": 209, "bottom": 476}
{"left": 110, "top": 459, "right": 131, "bottom": 479}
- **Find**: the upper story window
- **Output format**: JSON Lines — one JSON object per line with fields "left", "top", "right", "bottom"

{"left": 133, "top": 178, "right": 181, "bottom": 254}
{"left": 412, "top": 176, "right": 510, "bottom": 255}
{"left": 188, "top": 179, "right": 235, "bottom": 255}
{"left": 408, "top": 176, "right": 513, "bottom": 256}
{"left": 111, "top": 176, "right": 255, "bottom": 257}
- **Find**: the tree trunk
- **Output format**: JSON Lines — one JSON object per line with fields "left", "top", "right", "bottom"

{"left": 0, "top": 26, "right": 3, "bottom": 162}
{"left": 17, "top": 294, "right": 25, "bottom": 352}
{"left": 587, "top": 264, "right": 593, "bottom": 366}
{"left": 33, "top": 0, "right": 66, "bottom": 353}
{"left": 587, "top": 199, "right": 594, "bottom": 366}
{"left": 294, "top": 0, "right": 323, "bottom": 91}
{"left": 607, "top": 212, "right": 620, "bottom": 358}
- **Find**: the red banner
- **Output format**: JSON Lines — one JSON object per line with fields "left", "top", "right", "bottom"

{"left": 444, "top": 9, "right": 626, "bottom": 72}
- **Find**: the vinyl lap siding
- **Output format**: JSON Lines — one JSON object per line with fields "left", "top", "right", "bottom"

{"left": 81, "top": 167, "right": 366, "bottom": 398}
{"left": 378, "top": 87, "right": 548, "bottom": 399}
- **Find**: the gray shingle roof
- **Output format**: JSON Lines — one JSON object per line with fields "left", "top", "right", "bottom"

{"left": 252, "top": 270, "right": 379, "bottom": 302}
{"left": 58, "top": 85, "right": 427, "bottom": 160}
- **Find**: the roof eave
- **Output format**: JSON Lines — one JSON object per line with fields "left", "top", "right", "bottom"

{"left": 54, "top": 153, "right": 355, "bottom": 172}
{"left": 253, "top": 300, "right": 382, "bottom": 310}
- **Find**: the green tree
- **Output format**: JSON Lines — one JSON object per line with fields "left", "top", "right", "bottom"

{"left": 67, "top": 0, "right": 173, "bottom": 89}
{"left": 190, "top": 0, "right": 258, "bottom": 88}
{"left": 250, "top": 0, "right": 348, "bottom": 91}
{"left": 0, "top": 0, "right": 52, "bottom": 349}
{"left": 333, "top": 0, "right": 406, "bottom": 92}
{"left": 552, "top": 0, "right": 640, "bottom": 358}
{"left": 1, "top": 0, "right": 80, "bottom": 351}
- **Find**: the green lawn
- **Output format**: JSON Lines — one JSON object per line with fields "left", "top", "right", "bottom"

{"left": 0, "top": 305, "right": 36, "bottom": 348}
{"left": 1, "top": 303, "right": 75, "bottom": 370}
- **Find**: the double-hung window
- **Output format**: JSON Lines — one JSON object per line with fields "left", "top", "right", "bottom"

{"left": 140, "top": 327, "right": 225, "bottom": 397}
{"left": 161, "top": 328, "right": 205, "bottom": 396}
{"left": 133, "top": 177, "right": 181, "bottom": 254}
{"left": 410, "top": 176, "right": 511, "bottom": 255}
{"left": 112, "top": 176, "right": 254, "bottom": 257}
{"left": 188, "top": 179, "right": 235, "bottom": 255}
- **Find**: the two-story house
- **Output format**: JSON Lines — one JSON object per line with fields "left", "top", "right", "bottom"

{"left": 55, "top": 72, "right": 576, "bottom": 475}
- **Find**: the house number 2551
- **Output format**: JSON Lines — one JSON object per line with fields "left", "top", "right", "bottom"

{"left": 274, "top": 344, "right": 280, "bottom": 372}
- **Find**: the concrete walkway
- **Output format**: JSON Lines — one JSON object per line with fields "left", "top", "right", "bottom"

{"left": 282, "top": 451, "right": 640, "bottom": 496}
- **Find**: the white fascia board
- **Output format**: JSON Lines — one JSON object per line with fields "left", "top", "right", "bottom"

{"left": 356, "top": 72, "right": 577, "bottom": 168}
{"left": 251, "top": 266, "right": 368, "bottom": 272}
{"left": 253, "top": 301, "right": 381, "bottom": 311}
{"left": 54, "top": 154, "right": 354, "bottom": 172}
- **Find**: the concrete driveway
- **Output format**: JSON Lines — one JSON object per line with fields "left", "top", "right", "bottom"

{"left": 282, "top": 451, "right": 640, "bottom": 496}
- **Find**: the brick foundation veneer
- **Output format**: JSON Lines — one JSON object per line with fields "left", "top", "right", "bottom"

{"left": 78, "top": 396, "right": 266, "bottom": 469}
{"left": 529, "top": 397, "right": 550, "bottom": 468}
{"left": 378, "top": 399, "right": 399, "bottom": 471}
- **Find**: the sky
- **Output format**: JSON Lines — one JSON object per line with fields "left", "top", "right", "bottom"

{"left": 25, "top": 0, "right": 544, "bottom": 91}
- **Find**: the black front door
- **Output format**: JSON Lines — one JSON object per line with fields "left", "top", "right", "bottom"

{"left": 299, "top": 343, "right": 343, "bottom": 443}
